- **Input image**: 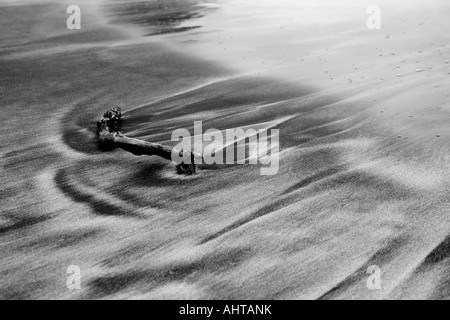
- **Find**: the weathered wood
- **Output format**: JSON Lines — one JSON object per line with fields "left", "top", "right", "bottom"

{"left": 97, "top": 108, "right": 200, "bottom": 175}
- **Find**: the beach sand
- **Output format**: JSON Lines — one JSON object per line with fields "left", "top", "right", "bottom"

{"left": 1, "top": 0, "right": 450, "bottom": 300}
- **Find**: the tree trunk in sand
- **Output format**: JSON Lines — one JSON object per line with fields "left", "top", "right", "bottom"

{"left": 97, "top": 108, "right": 200, "bottom": 175}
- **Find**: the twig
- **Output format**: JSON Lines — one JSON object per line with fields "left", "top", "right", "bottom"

{"left": 97, "top": 108, "right": 200, "bottom": 175}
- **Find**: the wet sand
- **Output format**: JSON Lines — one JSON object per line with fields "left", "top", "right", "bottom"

{"left": 1, "top": 0, "right": 450, "bottom": 300}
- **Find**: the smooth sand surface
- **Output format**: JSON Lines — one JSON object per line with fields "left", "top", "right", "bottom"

{"left": 1, "top": 0, "right": 450, "bottom": 300}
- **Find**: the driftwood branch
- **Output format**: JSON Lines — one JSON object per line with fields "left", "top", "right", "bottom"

{"left": 97, "top": 108, "right": 201, "bottom": 175}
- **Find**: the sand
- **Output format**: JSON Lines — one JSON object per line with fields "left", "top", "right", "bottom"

{"left": 1, "top": 0, "right": 450, "bottom": 300}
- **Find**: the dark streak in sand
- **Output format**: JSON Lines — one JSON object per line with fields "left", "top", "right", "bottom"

{"left": 104, "top": 0, "right": 214, "bottom": 36}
